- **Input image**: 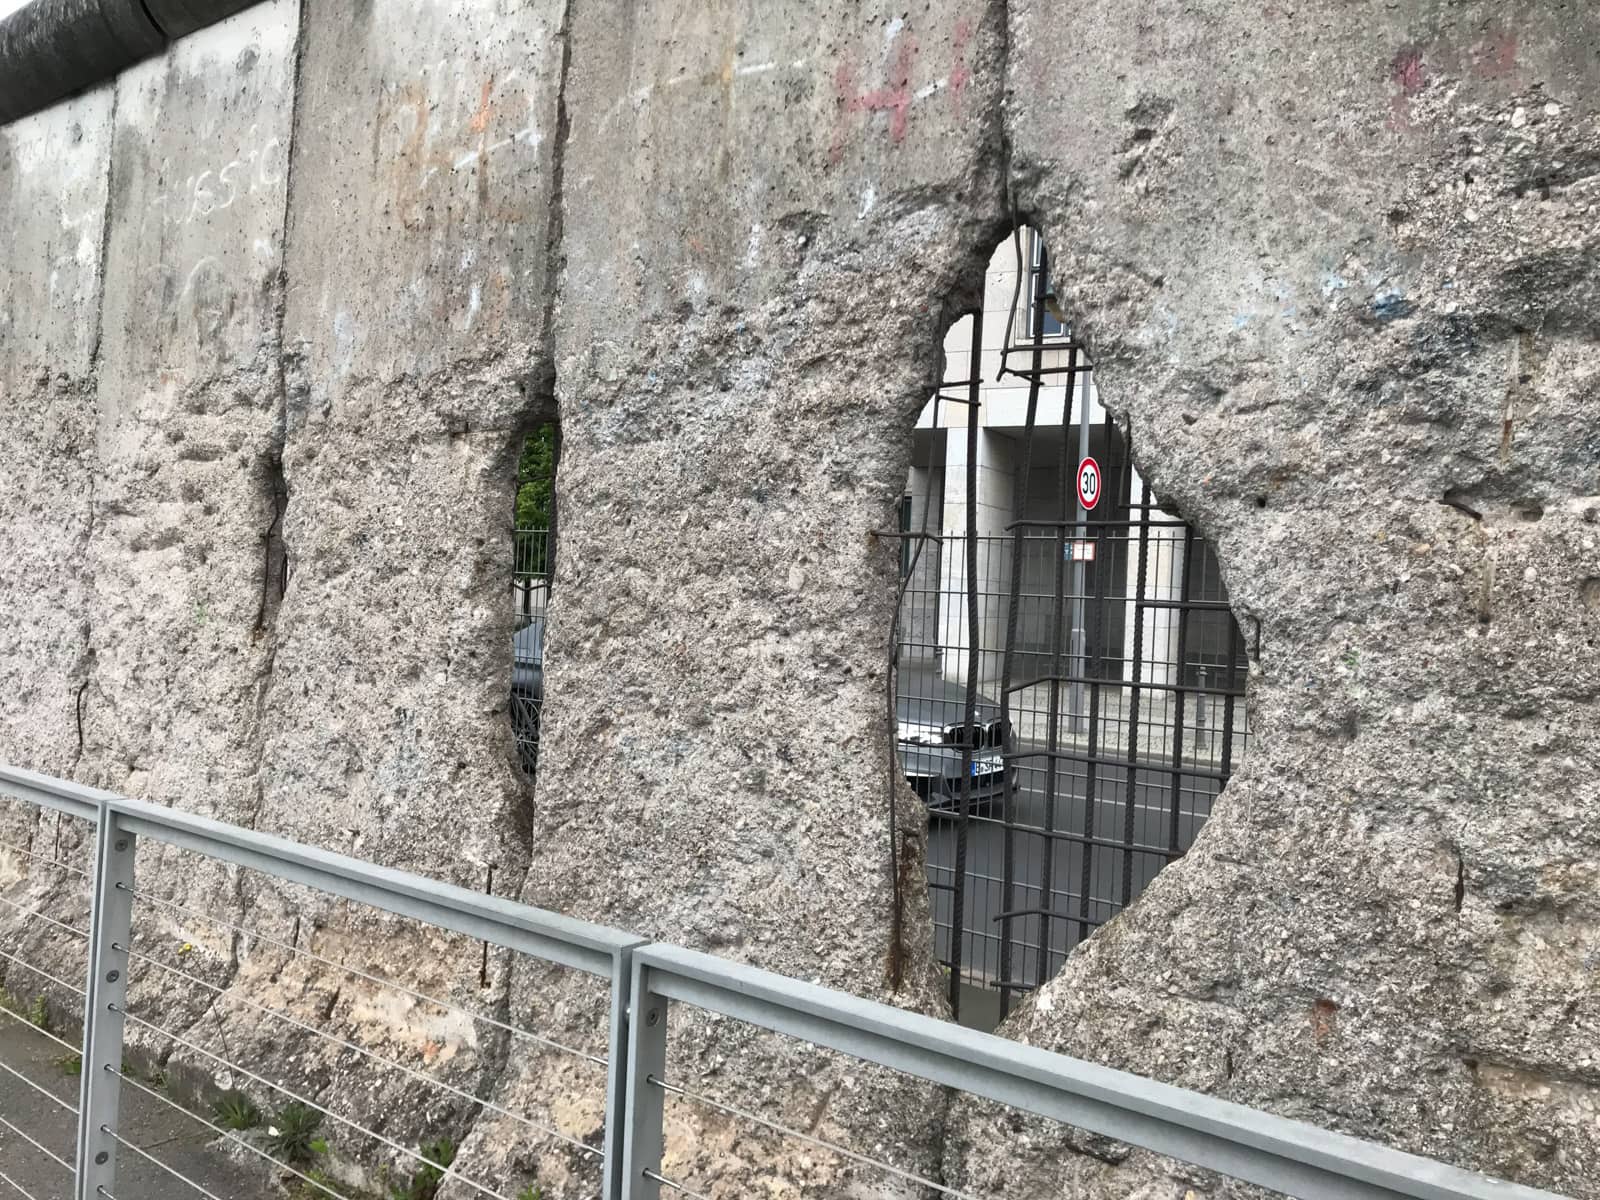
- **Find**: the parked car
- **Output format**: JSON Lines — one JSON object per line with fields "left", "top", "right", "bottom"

{"left": 510, "top": 617, "right": 544, "bottom": 775}
{"left": 896, "top": 670, "right": 1009, "bottom": 811}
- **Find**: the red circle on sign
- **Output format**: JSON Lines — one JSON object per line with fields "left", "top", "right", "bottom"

{"left": 1077, "top": 456, "right": 1103, "bottom": 511}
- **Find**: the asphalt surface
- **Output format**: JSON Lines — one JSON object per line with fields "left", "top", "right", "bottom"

{"left": 925, "top": 748, "right": 1223, "bottom": 1002}
{"left": 0, "top": 1017, "right": 263, "bottom": 1200}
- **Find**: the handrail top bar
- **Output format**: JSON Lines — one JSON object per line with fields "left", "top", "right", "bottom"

{"left": 0, "top": 763, "right": 642, "bottom": 967}
{"left": 0, "top": 763, "right": 1572, "bottom": 1200}
{"left": 634, "top": 942, "right": 1564, "bottom": 1200}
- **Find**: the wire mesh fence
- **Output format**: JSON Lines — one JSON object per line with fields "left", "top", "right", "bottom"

{"left": 511, "top": 527, "right": 550, "bottom": 780}
{"left": 897, "top": 507, "right": 1251, "bottom": 1023}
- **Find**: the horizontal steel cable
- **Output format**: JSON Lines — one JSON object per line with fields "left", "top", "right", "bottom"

{"left": 0, "top": 836, "right": 89, "bottom": 879}
{"left": 0, "top": 1058, "right": 78, "bottom": 1115}
{"left": 117, "top": 944, "right": 601, "bottom": 1160}
{"left": 100, "top": 1127, "right": 227, "bottom": 1200}
{"left": 652, "top": 1076, "right": 984, "bottom": 1200}
{"left": 0, "top": 1167, "right": 42, "bottom": 1200}
{"left": 119, "top": 884, "right": 604, "bottom": 1065}
{"left": 113, "top": 1004, "right": 512, "bottom": 1200}
{"left": 0, "top": 1114, "right": 71, "bottom": 1174}
{"left": 108, "top": 1068, "right": 354, "bottom": 1200}
{"left": 0, "top": 893, "right": 88, "bottom": 940}
{"left": 0, "top": 946, "right": 84, "bottom": 996}
{"left": 642, "top": 1169, "right": 714, "bottom": 1199}
{"left": 0, "top": 1003, "right": 83, "bottom": 1055}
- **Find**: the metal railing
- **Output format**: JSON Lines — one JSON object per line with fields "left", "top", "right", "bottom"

{"left": 0, "top": 763, "right": 1569, "bottom": 1200}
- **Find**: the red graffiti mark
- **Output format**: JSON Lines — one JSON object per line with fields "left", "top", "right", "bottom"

{"left": 1387, "top": 46, "right": 1425, "bottom": 131}
{"left": 847, "top": 34, "right": 918, "bottom": 141}
{"left": 1391, "top": 47, "right": 1426, "bottom": 95}
{"left": 950, "top": 18, "right": 973, "bottom": 106}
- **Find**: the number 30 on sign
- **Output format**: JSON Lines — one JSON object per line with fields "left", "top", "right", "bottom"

{"left": 1076, "top": 456, "right": 1102, "bottom": 511}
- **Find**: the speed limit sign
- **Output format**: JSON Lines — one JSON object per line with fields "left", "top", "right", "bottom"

{"left": 1076, "top": 456, "right": 1103, "bottom": 511}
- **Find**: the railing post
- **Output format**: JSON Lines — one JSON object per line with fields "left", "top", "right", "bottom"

{"left": 74, "top": 803, "right": 135, "bottom": 1200}
{"left": 619, "top": 955, "right": 668, "bottom": 1200}
{"left": 602, "top": 944, "right": 640, "bottom": 1200}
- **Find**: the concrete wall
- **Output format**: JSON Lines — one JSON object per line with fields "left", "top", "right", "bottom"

{"left": 0, "top": 1, "right": 1597, "bottom": 1198}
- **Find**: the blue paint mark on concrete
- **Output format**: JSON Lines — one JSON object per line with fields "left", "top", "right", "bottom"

{"left": 1370, "top": 289, "right": 1416, "bottom": 321}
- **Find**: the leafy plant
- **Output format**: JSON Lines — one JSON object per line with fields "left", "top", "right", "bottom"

{"left": 266, "top": 1101, "right": 325, "bottom": 1166}
{"left": 390, "top": 1136, "right": 456, "bottom": 1200}
{"left": 27, "top": 994, "right": 49, "bottom": 1031}
{"left": 54, "top": 1052, "right": 81, "bottom": 1076}
{"left": 213, "top": 1089, "right": 262, "bottom": 1131}
{"left": 516, "top": 1187, "right": 545, "bottom": 1200}
{"left": 514, "top": 424, "right": 558, "bottom": 532}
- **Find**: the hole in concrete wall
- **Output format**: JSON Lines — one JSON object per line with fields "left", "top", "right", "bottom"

{"left": 510, "top": 422, "right": 558, "bottom": 780}
{"left": 252, "top": 450, "right": 290, "bottom": 642}
{"left": 893, "top": 227, "right": 1253, "bottom": 1030}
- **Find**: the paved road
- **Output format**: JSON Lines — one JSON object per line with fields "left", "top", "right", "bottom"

{"left": 0, "top": 1017, "right": 262, "bottom": 1199}
{"left": 926, "top": 750, "right": 1222, "bottom": 1002}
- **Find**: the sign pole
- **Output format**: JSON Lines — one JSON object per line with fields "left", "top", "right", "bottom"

{"left": 1068, "top": 373, "right": 1096, "bottom": 735}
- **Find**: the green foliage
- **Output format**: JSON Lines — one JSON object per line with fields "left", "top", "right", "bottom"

{"left": 390, "top": 1136, "right": 456, "bottom": 1200}
{"left": 516, "top": 1187, "right": 545, "bottom": 1200}
{"left": 27, "top": 993, "right": 50, "bottom": 1031}
{"left": 214, "top": 1089, "right": 262, "bottom": 1131}
{"left": 54, "top": 1052, "right": 81, "bottom": 1076}
{"left": 514, "top": 424, "right": 558, "bottom": 531}
{"left": 267, "top": 1101, "right": 325, "bottom": 1166}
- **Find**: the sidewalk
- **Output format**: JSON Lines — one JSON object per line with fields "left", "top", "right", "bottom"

{"left": 0, "top": 1015, "right": 264, "bottom": 1200}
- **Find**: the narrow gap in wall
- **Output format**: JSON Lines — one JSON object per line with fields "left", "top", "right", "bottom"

{"left": 510, "top": 421, "right": 559, "bottom": 782}
{"left": 893, "top": 226, "right": 1253, "bottom": 1031}
{"left": 252, "top": 450, "right": 290, "bottom": 642}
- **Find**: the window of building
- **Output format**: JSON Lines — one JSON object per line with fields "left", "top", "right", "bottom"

{"left": 1019, "top": 229, "right": 1067, "bottom": 342}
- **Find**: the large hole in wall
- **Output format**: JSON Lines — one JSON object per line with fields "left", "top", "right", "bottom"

{"left": 894, "top": 228, "right": 1253, "bottom": 1030}
{"left": 510, "top": 422, "right": 558, "bottom": 779}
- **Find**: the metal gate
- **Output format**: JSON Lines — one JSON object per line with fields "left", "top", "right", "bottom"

{"left": 891, "top": 236, "right": 1251, "bottom": 1027}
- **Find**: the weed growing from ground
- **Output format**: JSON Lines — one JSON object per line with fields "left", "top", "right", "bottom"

{"left": 214, "top": 1089, "right": 263, "bottom": 1130}
{"left": 390, "top": 1136, "right": 456, "bottom": 1200}
{"left": 267, "top": 1101, "right": 325, "bottom": 1166}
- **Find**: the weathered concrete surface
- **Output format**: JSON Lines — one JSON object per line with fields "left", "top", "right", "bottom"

{"left": 0, "top": 89, "right": 111, "bottom": 1011}
{"left": 453, "top": 3, "right": 1008, "bottom": 1195}
{"left": 76, "top": 0, "right": 301, "bottom": 1052}
{"left": 0, "top": 90, "right": 109, "bottom": 785}
{"left": 947, "top": 4, "right": 1600, "bottom": 1197}
{"left": 227, "top": 0, "right": 568, "bottom": 1152}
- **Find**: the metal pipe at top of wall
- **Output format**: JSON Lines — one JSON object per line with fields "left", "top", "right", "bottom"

{"left": 0, "top": 0, "right": 259, "bottom": 126}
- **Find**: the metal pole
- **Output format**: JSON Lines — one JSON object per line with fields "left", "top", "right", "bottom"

{"left": 75, "top": 804, "right": 136, "bottom": 1200}
{"left": 948, "top": 308, "right": 985, "bottom": 1022}
{"left": 602, "top": 946, "right": 637, "bottom": 1200}
{"left": 1163, "top": 526, "right": 1200, "bottom": 871}
{"left": 1035, "top": 337, "right": 1076, "bottom": 990}
{"left": 1067, "top": 349, "right": 1094, "bottom": 733}
{"left": 994, "top": 242, "right": 1048, "bottom": 1020}
{"left": 619, "top": 959, "right": 668, "bottom": 1200}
